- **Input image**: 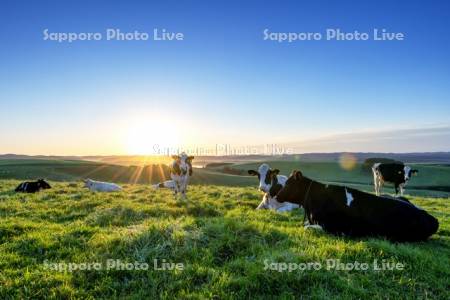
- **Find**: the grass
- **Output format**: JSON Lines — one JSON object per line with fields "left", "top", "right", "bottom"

{"left": 0, "top": 180, "right": 449, "bottom": 299}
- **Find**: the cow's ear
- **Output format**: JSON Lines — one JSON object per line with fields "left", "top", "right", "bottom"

{"left": 172, "top": 155, "right": 180, "bottom": 160}
{"left": 291, "top": 170, "right": 303, "bottom": 180}
{"left": 412, "top": 170, "right": 419, "bottom": 175}
{"left": 248, "top": 170, "right": 259, "bottom": 176}
{"left": 188, "top": 156, "right": 194, "bottom": 161}
{"left": 82, "top": 179, "right": 87, "bottom": 183}
{"left": 271, "top": 169, "right": 280, "bottom": 176}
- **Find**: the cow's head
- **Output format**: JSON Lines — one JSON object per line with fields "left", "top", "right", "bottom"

{"left": 275, "top": 170, "right": 306, "bottom": 205}
{"left": 403, "top": 166, "right": 419, "bottom": 181}
{"left": 38, "top": 179, "right": 51, "bottom": 189}
{"left": 247, "top": 164, "right": 280, "bottom": 193}
{"left": 82, "top": 179, "right": 93, "bottom": 188}
{"left": 172, "top": 153, "right": 194, "bottom": 176}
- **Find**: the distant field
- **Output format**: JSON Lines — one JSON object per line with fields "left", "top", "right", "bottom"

{"left": 1, "top": 159, "right": 450, "bottom": 197}
{"left": 215, "top": 161, "right": 450, "bottom": 197}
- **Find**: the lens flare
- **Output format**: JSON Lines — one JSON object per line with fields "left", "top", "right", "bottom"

{"left": 339, "top": 153, "right": 357, "bottom": 170}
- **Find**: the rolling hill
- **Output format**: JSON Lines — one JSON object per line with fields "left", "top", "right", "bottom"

{"left": 1, "top": 158, "right": 450, "bottom": 197}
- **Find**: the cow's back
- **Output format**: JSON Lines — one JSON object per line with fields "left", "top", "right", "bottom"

{"left": 308, "top": 184, "right": 439, "bottom": 241}
{"left": 377, "top": 163, "right": 404, "bottom": 183}
{"left": 344, "top": 188, "right": 439, "bottom": 241}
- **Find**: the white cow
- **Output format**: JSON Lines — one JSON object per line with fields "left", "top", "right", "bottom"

{"left": 256, "top": 193, "right": 300, "bottom": 211}
{"left": 248, "top": 163, "right": 300, "bottom": 212}
{"left": 83, "top": 179, "right": 122, "bottom": 192}
{"left": 153, "top": 153, "right": 194, "bottom": 199}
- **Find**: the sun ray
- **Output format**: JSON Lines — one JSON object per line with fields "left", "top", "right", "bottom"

{"left": 80, "top": 164, "right": 110, "bottom": 179}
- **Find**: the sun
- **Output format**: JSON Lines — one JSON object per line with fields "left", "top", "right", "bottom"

{"left": 124, "top": 118, "right": 180, "bottom": 155}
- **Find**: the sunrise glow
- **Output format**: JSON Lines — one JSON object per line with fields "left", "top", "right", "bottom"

{"left": 124, "top": 117, "right": 181, "bottom": 155}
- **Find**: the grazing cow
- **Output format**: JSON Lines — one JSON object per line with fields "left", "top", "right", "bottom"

{"left": 275, "top": 170, "right": 438, "bottom": 242}
{"left": 15, "top": 179, "right": 51, "bottom": 193}
{"left": 248, "top": 164, "right": 299, "bottom": 212}
{"left": 153, "top": 153, "right": 194, "bottom": 198}
{"left": 372, "top": 163, "right": 418, "bottom": 196}
{"left": 83, "top": 179, "right": 122, "bottom": 192}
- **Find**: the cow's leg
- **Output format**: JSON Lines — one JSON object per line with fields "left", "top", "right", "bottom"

{"left": 399, "top": 183, "right": 405, "bottom": 196}
{"left": 180, "top": 177, "right": 188, "bottom": 199}
{"left": 373, "top": 172, "right": 379, "bottom": 195}
{"left": 374, "top": 176, "right": 382, "bottom": 196}
{"left": 169, "top": 175, "right": 180, "bottom": 197}
{"left": 379, "top": 178, "right": 385, "bottom": 196}
{"left": 394, "top": 183, "right": 399, "bottom": 195}
{"left": 174, "top": 181, "right": 180, "bottom": 196}
{"left": 304, "top": 224, "right": 323, "bottom": 230}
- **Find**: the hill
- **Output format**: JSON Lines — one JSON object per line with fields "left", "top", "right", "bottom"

{"left": 0, "top": 180, "right": 448, "bottom": 298}
{"left": 2, "top": 152, "right": 450, "bottom": 166}
{"left": 1, "top": 159, "right": 450, "bottom": 197}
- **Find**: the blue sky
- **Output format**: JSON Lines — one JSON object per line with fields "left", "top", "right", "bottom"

{"left": 1, "top": 0, "right": 449, "bottom": 155}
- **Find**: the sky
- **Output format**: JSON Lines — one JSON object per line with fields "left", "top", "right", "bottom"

{"left": 0, "top": 0, "right": 449, "bottom": 155}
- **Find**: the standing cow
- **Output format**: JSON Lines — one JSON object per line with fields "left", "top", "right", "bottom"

{"left": 153, "top": 153, "right": 194, "bottom": 199}
{"left": 372, "top": 163, "right": 418, "bottom": 196}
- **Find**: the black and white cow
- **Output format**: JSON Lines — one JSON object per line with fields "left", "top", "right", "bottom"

{"left": 372, "top": 163, "right": 418, "bottom": 196}
{"left": 275, "top": 170, "right": 438, "bottom": 242}
{"left": 15, "top": 179, "right": 51, "bottom": 193}
{"left": 248, "top": 164, "right": 299, "bottom": 212}
{"left": 153, "top": 153, "right": 194, "bottom": 198}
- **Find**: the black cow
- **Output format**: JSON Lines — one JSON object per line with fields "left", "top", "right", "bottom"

{"left": 15, "top": 179, "right": 51, "bottom": 193}
{"left": 275, "top": 170, "right": 438, "bottom": 242}
{"left": 372, "top": 163, "right": 418, "bottom": 196}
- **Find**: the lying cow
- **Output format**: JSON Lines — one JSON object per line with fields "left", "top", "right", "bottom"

{"left": 248, "top": 164, "right": 299, "bottom": 212}
{"left": 83, "top": 179, "right": 122, "bottom": 192}
{"left": 15, "top": 179, "right": 51, "bottom": 193}
{"left": 372, "top": 163, "right": 418, "bottom": 196}
{"left": 275, "top": 170, "right": 438, "bottom": 242}
{"left": 153, "top": 153, "right": 194, "bottom": 198}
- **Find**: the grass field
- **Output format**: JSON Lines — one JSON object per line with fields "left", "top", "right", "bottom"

{"left": 0, "top": 180, "right": 449, "bottom": 299}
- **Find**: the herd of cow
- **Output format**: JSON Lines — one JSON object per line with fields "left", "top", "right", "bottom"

{"left": 13, "top": 153, "right": 439, "bottom": 242}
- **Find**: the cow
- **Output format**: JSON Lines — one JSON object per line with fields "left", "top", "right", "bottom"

{"left": 248, "top": 164, "right": 299, "bottom": 212}
{"left": 15, "top": 179, "right": 51, "bottom": 193}
{"left": 83, "top": 179, "right": 122, "bottom": 192}
{"left": 153, "top": 153, "right": 194, "bottom": 198}
{"left": 275, "top": 170, "right": 438, "bottom": 242}
{"left": 372, "top": 163, "right": 418, "bottom": 196}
